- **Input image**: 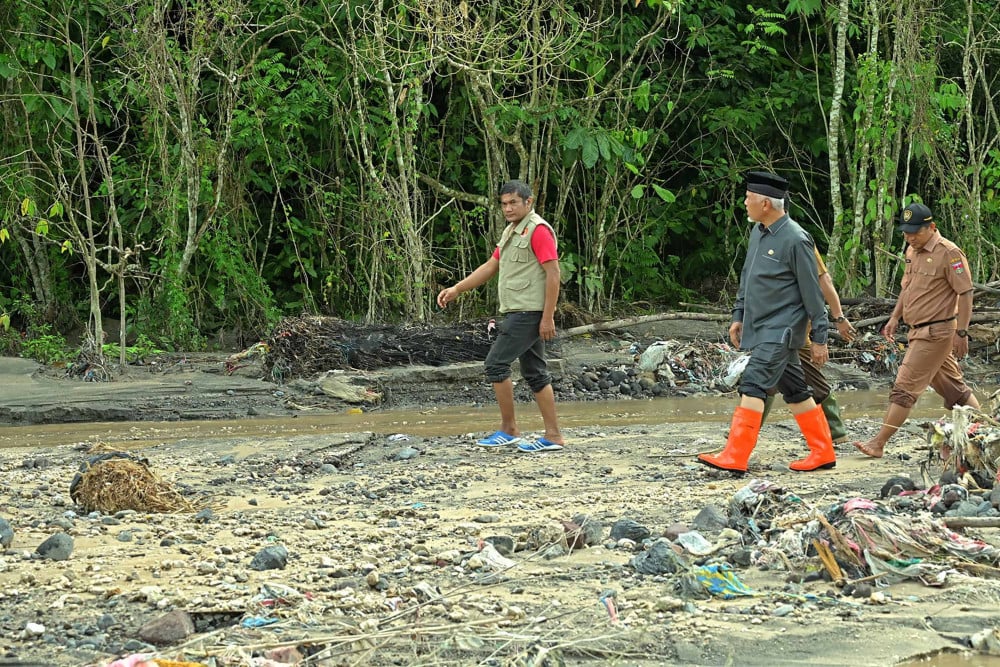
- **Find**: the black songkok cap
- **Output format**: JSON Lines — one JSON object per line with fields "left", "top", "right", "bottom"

{"left": 745, "top": 171, "right": 789, "bottom": 198}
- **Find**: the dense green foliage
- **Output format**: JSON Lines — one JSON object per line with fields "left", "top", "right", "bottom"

{"left": 1, "top": 0, "right": 998, "bottom": 353}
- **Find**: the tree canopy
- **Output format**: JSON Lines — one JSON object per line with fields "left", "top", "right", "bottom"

{"left": 1, "top": 0, "right": 998, "bottom": 352}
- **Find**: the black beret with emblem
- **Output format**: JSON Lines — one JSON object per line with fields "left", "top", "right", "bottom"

{"left": 745, "top": 171, "right": 789, "bottom": 198}
{"left": 899, "top": 202, "right": 933, "bottom": 233}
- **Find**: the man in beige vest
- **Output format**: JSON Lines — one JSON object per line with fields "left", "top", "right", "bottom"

{"left": 437, "top": 180, "right": 566, "bottom": 453}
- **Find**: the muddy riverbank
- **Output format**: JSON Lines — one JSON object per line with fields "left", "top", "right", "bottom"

{"left": 2, "top": 322, "right": 1000, "bottom": 666}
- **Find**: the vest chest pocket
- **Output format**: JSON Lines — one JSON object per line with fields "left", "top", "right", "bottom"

{"left": 507, "top": 234, "right": 533, "bottom": 262}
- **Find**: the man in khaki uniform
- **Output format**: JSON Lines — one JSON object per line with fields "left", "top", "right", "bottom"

{"left": 855, "top": 202, "right": 979, "bottom": 458}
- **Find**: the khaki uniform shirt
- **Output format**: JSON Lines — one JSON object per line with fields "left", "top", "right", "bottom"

{"left": 815, "top": 248, "right": 829, "bottom": 278}
{"left": 899, "top": 231, "right": 973, "bottom": 337}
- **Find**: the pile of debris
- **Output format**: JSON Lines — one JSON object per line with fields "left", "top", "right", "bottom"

{"left": 261, "top": 316, "right": 495, "bottom": 380}
{"left": 706, "top": 396, "right": 1000, "bottom": 592}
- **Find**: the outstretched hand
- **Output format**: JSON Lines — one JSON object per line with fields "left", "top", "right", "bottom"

{"left": 437, "top": 287, "right": 458, "bottom": 309}
{"left": 836, "top": 317, "right": 857, "bottom": 343}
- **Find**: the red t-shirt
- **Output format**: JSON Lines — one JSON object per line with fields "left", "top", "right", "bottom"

{"left": 491, "top": 224, "right": 558, "bottom": 263}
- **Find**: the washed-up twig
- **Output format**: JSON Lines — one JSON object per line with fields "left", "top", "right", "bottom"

{"left": 816, "top": 512, "right": 865, "bottom": 569}
{"left": 813, "top": 539, "right": 845, "bottom": 583}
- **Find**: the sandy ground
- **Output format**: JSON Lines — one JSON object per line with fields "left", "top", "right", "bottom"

{"left": 1, "top": 326, "right": 1000, "bottom": 667}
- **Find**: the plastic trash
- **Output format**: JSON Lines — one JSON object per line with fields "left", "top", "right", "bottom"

{"left": 693, "top": 564, "right": 755, "bottom": 598}
{"left": 676, "top": 531, "right": 714, "bottom": 555}
{"left": 722, "top": 354, "right": 750, "bottom": 387}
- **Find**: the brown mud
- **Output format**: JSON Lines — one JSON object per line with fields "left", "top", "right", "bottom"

{"left": 1, "top": 320, "right": 999, "bottom": 666}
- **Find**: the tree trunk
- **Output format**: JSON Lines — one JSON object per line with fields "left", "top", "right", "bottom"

{"left": 825, "top": 0, "right": 850, "bottom": 276}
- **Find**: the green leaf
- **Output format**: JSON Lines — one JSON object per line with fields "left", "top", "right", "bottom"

{"left": 631, "top": 185, "right": 645, "bottom": 199}
{"left": 60, "top": 240, "right": 73, "bottom": 254}
{"left": 48, "top": 202, "right": 64, "bottom": 218}
{"left": 633, "top": 80, "right": 650, "bottom": 112}
{"left": 20, "top": 197, "right": 36, "bottom": 217}
{"left": 596, "top": 133, "right": 611, "bottom": 161}
{"left": 581, "top": 136, "right": 599, "bottom": 168}
{"left": 564, "top": 127, "right": 587, "bottom": 150}
{"left": 652, "top": 184, "right": 676, "bottom": 202}
{"left": 36, "top": 219, "right": 49, "bottom": 235}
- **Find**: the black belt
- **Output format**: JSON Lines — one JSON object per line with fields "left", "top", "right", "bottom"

{"left": 908, "top": 316, "right": 956, "bottom": 329}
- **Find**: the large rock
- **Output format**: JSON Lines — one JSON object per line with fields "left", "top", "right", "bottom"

{"left": 36, "top": 532, "right": 73, "bottom": 561}
{"left": 138, "top": 610, "right": 195, "bottom": 646}
{"left": 610, "top": 518, "right": 650, "bottom": 542}
{"left": 250, "top": 545, "right": 289, "bottom": 571}
{"left": 0, "top": 517, "right": 13, "bottom": 549}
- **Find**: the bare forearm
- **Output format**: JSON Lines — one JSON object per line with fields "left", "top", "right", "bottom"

{"left": 957, "top": 291, "right": 974, "bottom": 328}
{"left": 819, "top": 273, "right": 844, "bottom": 318}
{"left": 542, "top": 263, "right": 560, "bottom": 319}
{"left": 455, "top": 260, "right": 498, "bottom": 294}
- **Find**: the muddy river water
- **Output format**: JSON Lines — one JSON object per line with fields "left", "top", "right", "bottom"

{"left": 2, "top": 387, "right": 993, "bottom": 450}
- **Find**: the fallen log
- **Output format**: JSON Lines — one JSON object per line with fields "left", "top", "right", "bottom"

{"left": 942, "top": 516, "right": 1000, "bottom": 529}
{"left": 852, "top": 312, "right": 1000, "bottom": 331}
{"left": 560, "top": 312, "right": 730, "bottom": 338}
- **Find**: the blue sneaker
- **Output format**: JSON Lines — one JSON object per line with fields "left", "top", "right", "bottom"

{"left": 517, "top": 438, "right": 564, "bottom": 453}
{"left": 476, "top": 430, "right": 521, "bottom": 447}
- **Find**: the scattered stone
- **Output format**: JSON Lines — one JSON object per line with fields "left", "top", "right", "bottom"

{"left": 525, "top": 522, "right": 568, "bottom": 552}
{"left": 691, "top": 504, "right": 729, "bottom": 532}
{"left": 561, "top": 520, "right": 586, "bottom": 550}
{"left": 663, "top": 522, "right": 689, "bottom": 541}
{"left": 393, "top": 447, "right": 420, "bottom": 461}
{"left": 0, "top": 517, "right": 13, "bottom": 549}
{"left": 36, "top": 532, "right": 73, "bottom": 561}
{"left": 571, "top": 514, "right": 604, "bottom": 546}
{"left": 880, "top": 476, "right": 917, "bottom": 498}
{"left": 772, "top": 604, "right": 795, "bottom": 617}
{"left": 138, "top": 610, "right": 195, "bottom": 646}
{"left": 610, "top": 518, "right": 650, "bottom": 542}
{"left": 250, "top": 545, "right": 289, "bottom": 571}
{"left": 193, "top": 508, "right": 214, "bottom": 523}
{"left": 484, "top": 535, "right": 516, "bottom": 556}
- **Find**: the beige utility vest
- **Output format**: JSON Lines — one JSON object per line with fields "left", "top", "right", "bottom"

{"left": 497, "top": 211, "right": 555, "bottom": 313}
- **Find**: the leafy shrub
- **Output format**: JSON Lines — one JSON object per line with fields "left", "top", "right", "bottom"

{"left": 20, "top": 325, "right": 71, "bottom": 365}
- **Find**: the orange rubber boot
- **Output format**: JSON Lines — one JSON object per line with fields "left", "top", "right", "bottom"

{"left": 697, "top": 406, "right": 763, "bottom": 473}
{"left": 789, "top": 405, "right": 837, "bottom": 471}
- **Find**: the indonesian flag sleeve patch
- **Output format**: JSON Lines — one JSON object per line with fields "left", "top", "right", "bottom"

{"left": 951, "top": 257, "right": 965, "bottom": 274}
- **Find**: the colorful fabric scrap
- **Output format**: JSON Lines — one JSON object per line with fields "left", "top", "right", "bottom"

{"left": 693, "top": 564, "right": 755, "bottom": 598}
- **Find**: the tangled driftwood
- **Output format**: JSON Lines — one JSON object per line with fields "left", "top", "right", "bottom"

{"left": 262, "top": 316, "right": 495, "bottom": 379}
{"left": 70, "top": 452, "right": 212, "bottom": 514}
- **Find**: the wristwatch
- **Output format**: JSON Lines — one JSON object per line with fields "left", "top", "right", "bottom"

{"left": 834, "top": 316, "right": 847, "bottom": 323}
{"left": 956, "top": 329, "right": 969, "bottom": 338}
